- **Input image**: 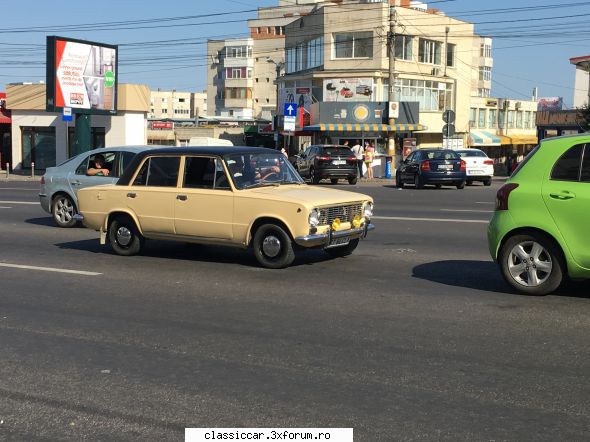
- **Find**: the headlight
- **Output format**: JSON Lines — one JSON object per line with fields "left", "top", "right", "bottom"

{"left": 308, "top": 208, "right": 320, "bottom": 227}
{"left": 364, "top": 202, "right": 374, "bottom": 218}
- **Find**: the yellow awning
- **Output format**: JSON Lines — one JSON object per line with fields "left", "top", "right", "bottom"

{"left": 498, "top": 135, "right": 512, "bottom": 145}
{"left": 509, "top": 135, "right": 538, "bottom": 145}
{"left": 303, "top": 123, "right": 427, "bottom": 132}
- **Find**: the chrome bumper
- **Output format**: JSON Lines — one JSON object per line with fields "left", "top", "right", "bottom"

{"left": 294, "top": 223, "right": 375, "bottom": 248}
{"left": 73, "top": 214, "right": 84, "bottom": 222}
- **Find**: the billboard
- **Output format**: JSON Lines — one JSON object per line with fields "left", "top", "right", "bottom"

{"left": 278, "top": 82, "right": 312, "bottom": 115}
{"left": 46, "top": 36, "right": 118, "bottom": 114}
{"left": 323, "top": 78, "right": 374, "bottom": 102}
{"left": 537, "top": 97, "right": 563, "bottom": 112}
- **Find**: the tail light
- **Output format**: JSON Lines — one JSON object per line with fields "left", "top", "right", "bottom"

{"left": 316, "top": 156, "right": 330, "bottom": 161}
{"left": 420, "top": 160, "right": 430, "bottom": 171}
{"left": 40, "top": 175, "right": 45, "bottom": 185}
{"left": 460, "top": 160, "right": 467, "bottom": 171}
{"left": 484, "top": 160, "right": 494, "bottom": 165}
{"left": 347, "top": 156, "right": 356, "bottom": 162}
{"left": 495, "top": 183, "right": 519, "bottom": 211}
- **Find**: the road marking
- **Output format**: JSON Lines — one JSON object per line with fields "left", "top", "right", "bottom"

{"left": 373, "top": 216, "right": 488, "bottom": 224}
{"left": 0, "top": 206, "right": 11, "bottom": 209}
{"left": 0, "top": 263, "right": 102, "bottom": 276}
{"left": 0, "top": 200, "right": 38, "bottom": 205}
{"left": 440, "top": 209, "right": 493, "bottom": 213}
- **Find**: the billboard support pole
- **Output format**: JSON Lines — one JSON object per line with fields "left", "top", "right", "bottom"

{"left": 73, "top": 114, "right": 92, "bottom": 157}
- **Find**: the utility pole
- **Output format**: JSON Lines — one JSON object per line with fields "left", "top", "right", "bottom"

{"left": 387, "top": 4, "right": 397, "bottom": 172}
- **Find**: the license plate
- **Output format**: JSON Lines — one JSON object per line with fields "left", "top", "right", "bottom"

{"left": 468, "top": 170, "right": 484, "bottom": 175}
{"left": 438, "top": 164, "right": 453, "bottom": 170}
{"left": 328, "top": 236, "right": 350, "bottom": 247}
{"left": 332, "top": 160, "right": 346, "bottom": 165}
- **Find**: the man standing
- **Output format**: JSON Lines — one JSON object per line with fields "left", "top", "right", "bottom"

{"left": 351, "top": 140, "right": 364, "bottom": 178}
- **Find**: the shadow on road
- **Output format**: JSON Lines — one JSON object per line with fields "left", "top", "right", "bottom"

{"left": 25, "top": 217, "right": 85, "bottom": 228}
{"left": 382, "top": 185, "right": 456, "bottom": 191}
{"left": 55, "top": 239, "right": 333, "bottom": 268}
{"left": 412, "top": 260, "right": 590, "bottom": 298}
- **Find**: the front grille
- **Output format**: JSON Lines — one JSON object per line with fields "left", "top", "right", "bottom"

{"left": 318, "top": 203, "right": 363, "bottom": 225}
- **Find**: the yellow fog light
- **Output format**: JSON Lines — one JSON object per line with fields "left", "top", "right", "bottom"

{"left": 352, "top": 215, "right": 362, "bottom": 229}
{"left": 331, "top": 218, "right": 341, "bottom": 231}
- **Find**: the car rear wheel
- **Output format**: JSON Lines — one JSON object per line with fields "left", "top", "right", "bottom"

{"left": 414, "top": 175, "right": 424, "bottom": 189}
{"left": 395, "top": 172, "right": 404, "bottom": 189}
{"left": 484, "top": 179, "right": 492, "bottom": 186}
{"left": 310, "top": 167, "right": 321, "bottom": 184}
{"left": 466, "top": 180, "right": 473, "bottom": 186}
{"left": 456, "top": 181, "right": 466, "bottom": 189}
{"left": 108, "top": 216, "right": 144, "bottom": 256}
{"left": 326, "top": 238, "right": 359, "bottom": 258}
{"left": 252, "top": 224, "right": 295, "bottom": 269}
{"left": 330, "top": 178, "right": 339, "bottom": 185}
{"left": 435, "top": 184, "right": 442, "bottom": 189}
{"left": 348, "top": 177, "right": 358, "bottom": 185}
{"left": 499, "top": 233, "right": 564, "bottom": 296}
{"left": 52, "top": 194, "right": 78, "bottom": 228}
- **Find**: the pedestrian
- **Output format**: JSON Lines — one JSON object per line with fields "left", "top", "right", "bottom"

{"left": 351, "top": 140, "right": 364, "bottom": 178}
{"left": 342, "top": 140, "right": 350, "bottom": 148}
{"left": 281, "top": 147, "right": 288, "bottom": 158}
{"left": 365, "top": 142, "right": 375, "bottom": 179}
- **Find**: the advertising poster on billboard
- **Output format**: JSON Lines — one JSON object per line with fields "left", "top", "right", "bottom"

{"left": 278, "top": 82, "right": 312, "bottom": 115}
{"left": 537, "top": 97, "right": 563, "bottom": 112}
{"left": 46, "top": 36, "right": 118, "bottom": 114}
{"left": 323, "top": 78, "right": 374, "bottom": 102}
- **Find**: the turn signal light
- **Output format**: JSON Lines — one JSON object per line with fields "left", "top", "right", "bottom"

{"left": 420, "top": 160, "right": 430, "bottom": 171}
{"left": 352, "top": 215, "right": 362, "bottom": 229}
{"left": 331, "top": 218, "right": 341, "bottom": 231}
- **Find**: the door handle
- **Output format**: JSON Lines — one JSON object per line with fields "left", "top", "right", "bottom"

{"left": 71, "top": 180, "right": 82, "bottom": 186}
{"left": 127, "top": 192, "right": 136, "bottom": 199}
{"left": 177, "top": 194, "right": 187, "bottom": 201}
{"left": 550, "top": 191, "right": 575, "bottom": 200}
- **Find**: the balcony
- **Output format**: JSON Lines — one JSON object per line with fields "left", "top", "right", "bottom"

{"left": 224, "top": 78, "right": 254, "bottom": 88}
{"left": 225, "top": 98, "right": 253, "bottom": 108}
{"left": 223, "top": 57, "right": 254, "bottom": 68}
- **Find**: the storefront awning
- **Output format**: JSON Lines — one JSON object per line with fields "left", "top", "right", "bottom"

{"left": 469, "top": 130, "right": 501, "bottom": 147}
{"left": 302, "top": 123, "right": 427, "bottom": 132}
{"left": 509, "top": 135, "right": 538, "bottom": 145}
{"left": 498, "top": 135, "right": 512, "bottom": 145}
{"left": 147, "top": 131, "right": 175, "bottom": 141}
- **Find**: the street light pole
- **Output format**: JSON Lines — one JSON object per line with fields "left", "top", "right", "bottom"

{"left": 267, "top": 58, "right": 284, "bottom": 150}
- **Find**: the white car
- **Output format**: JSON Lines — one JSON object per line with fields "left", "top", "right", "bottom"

{"left": 455, "top": 149, "right": 494, "bottom": 186}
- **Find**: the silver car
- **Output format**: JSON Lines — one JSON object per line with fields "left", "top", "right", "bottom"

{"left": 39, "top": 146, "right": 152, "bottom": 227}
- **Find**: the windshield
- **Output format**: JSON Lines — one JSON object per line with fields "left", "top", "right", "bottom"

{"left": 457, "top": 150, "right": 487, "bottom": 158}
{"left": 224, "top": 152, "right": 304, "bottom": 190}
{"left": 425, "top": 150, "right": 460, "bottom": 160}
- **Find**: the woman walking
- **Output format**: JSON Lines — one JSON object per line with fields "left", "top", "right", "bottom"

{"left": 364, "top": 142, "right": 375, "bottom": 179}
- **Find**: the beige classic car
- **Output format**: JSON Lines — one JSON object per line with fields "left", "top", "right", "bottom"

{"left": 75, "top": 146, "right": 375, "bottom": 268}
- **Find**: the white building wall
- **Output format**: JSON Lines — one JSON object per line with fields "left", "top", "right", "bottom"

{"left": 573, "top": 67, "right": 590, "bottom": 107}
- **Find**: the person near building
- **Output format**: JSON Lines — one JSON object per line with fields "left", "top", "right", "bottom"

{"left": 364, "top": 142, "right": 375, "bottom": 179}
{"left": 351, "top": 140, "right": 364, "bottom": 178}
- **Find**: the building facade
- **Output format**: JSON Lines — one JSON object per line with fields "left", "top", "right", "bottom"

{"left": 149, "top": 89, "right": 193, "bottom": 120}
{"left": 570, "top": 55, "right": 590, "bottom": 108}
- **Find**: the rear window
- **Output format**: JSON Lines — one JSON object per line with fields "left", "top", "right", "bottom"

{"left": 457, "top": 150, "right": 487, "bottom": 158}
{"left": 511, "top": 145, "right": 540, "bottom": 178}
{"left": 425, "top": 151, "right": 460, "bottom": 160}
{"left": 551, "top": 144, "right": 584, "bottom": 181}
{"left": 322, "top": 147, "right": 352, "bottom": 156}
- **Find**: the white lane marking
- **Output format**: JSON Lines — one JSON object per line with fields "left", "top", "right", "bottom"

{"left": 440, "top": 209, "right": 493, "bottom": 213}
{"left": 373, "top": 216, "right": 488, "bottom": 224}
{"left": 0, "top": 263, "right": 102, "bottom": 276}
{"left": 0, "top": 201, "right": 38, "bottom": 205}
{"left": 0, "top": 206, "right": 11, "bottom": 209}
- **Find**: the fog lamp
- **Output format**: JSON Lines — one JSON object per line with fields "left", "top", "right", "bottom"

{"left": 352, "top": 215, "right": 362, "bottom": 229}
{"left": 331, "top": 218, "right": 341, "bottom": 231}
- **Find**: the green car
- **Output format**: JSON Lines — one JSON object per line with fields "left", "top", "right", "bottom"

{"left": 488, "top": 133, "right": 590, "bottom": 295}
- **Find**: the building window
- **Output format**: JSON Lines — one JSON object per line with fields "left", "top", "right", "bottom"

{"left": 418, "top": 38, "right": 442, "bottom": 65}
{"left": 478, "top": 108, "right": 486, "bottom": 128}
{"left": 178, "top": 98, "right": 185, "bottom": 103}
{"left": 394, "top": 35, "right": 413, "bottom": 61}
{"left": 21, "top": 127, "right": 56, "bottom": 169}
{"left": 395, "top": 78, "right": 453, "bottom": 111}
{"left": 257, "top": 27, "right": 261, "bottom": 34}
{"left": 478, "top": 88, "right": 491, "bottom": 97}
{"left": 275, "top": 26, "right": 282, "bottom": 35}
{"left": 226, "top": 46, "right": 252, "bottom": 58}
{"left": 479, "top": 66, "right": 492, "bottom": 81}
{"left": 489, "top": 109, "right": 497, "bottom": 128}
{"left": 287, "top": 37, "right": 324, "bottom": 73}
{"left": 524, "top": 111, "right": 531, "bottom": 128}
{"left": 333, "top": 32, "right": 373, "bottom": 59}
{"left": 499, "top": 110, "right": 506, "bottom": 128}
{"left": 446, "top": 43, "right": 455, "bottom": 67}
{"left": 225, "top": 87, "right": 252, "bottom": 99}
{"left": 480, "top": 43, "right": 492, "bottom": 58}
{"left": 162, "top": 109, "right": 168, "bottom": 113}
{"left": 229, "top": 110, "right": 234, "bottom": 117}
{"left": 507, "top": 110, "right": 515, "bottom": 128}
{"left": 516, "top": 111, "right": 523, "bottom": 128}
{"left": 469, "top": 108, "right": 476, "bottom": 127}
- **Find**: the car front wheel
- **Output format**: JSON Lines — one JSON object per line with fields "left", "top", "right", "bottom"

{"left": 348, "top": 177, "right": 358, "bottom": 185}
{"left": 252, "top": 224, "right": 295, "bottom": 269}
{"left": 108, "top": 216, "right": 144, "bottom": 256}
{"left": 52, "top": 194, "right": 78, "bottom": 228}
{"left": 499, "top": 233, "right": 564, "bottom": 295}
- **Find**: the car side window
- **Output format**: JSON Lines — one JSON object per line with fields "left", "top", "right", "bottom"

{"left": 581, "top": 145, "right": 590, "bottom": 182}
{"left": 75, "top": 156, "right": 90, "bottom": 175}
{"left": 551, "top": 144, "right": 584, "bottom": 181}
{"left": 83, "top": 152, "right": 116, "bottom": 176}
{"left": 119, "top": 151, "right": 136, "bottom": 176}
{"left": 133, "top": 156, "right": 180, "bottom": 187}
{"left": 183, "top": 157, "right": 229, "bottom": 190}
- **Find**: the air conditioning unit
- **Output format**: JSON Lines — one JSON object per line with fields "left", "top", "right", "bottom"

{"left": 431, "top": 67, "right": 441, "bottom": 76}
{"left": 515, "top": 101, "right": 522, "bottom": 110}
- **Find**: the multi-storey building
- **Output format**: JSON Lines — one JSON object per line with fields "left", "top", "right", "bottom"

{"left": 570, "top": 55, "right": 590, "bottom": 108}
{"left": 149, "top": 89, "right": 193, "bottom": 120}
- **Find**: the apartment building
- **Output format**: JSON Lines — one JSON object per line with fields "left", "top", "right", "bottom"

{"left": 570, "top": 55, "right": 590, "bottom": 108}
{"left": 149, "top": 89, "right": 193, "bottom": 120}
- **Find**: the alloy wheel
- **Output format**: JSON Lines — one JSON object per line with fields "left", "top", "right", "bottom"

{"left": 507, "top": 240, "right": 553, "bottom": 287}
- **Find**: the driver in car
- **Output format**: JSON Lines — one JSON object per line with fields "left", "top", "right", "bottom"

{"left": 86, "top": 154, "right": 110, "bottom": 176}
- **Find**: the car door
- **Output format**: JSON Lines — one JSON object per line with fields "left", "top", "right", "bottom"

{"left": 174, "top": 156, "right": 234, "bottom": 240}
{"left": 402, "top": 152, "right": 419, "bottom": 181}
{"left": 542, "top": 143, "right": 590, "bottom": 269}
{"left": 126, "top": 155, "right": 180, "bottom": 235}
{"left": 297, "top": 146, "right": 312, "bottom": 177}
{"left": 68, "top": 151, "right": 119, "bottom": 195}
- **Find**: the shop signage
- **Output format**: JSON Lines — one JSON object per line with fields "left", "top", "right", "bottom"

{"left": 310, "top": 102, "right": 420, "bottom": 126}
{"left": 323, "top": 78, "right": 374, "bottom": 102}
{"left": 46, "top": 36, "right": 118, "bottom": 115}
{"left": 284, "top": 116, "right": 296, "bottom": 131}
{"left": 485, "top": 99, "right": 498, "bottom": 107}
{"left": 278, "top": 81, "right": 312, "bottom": 115}
{"left": 537, "top": 97, "right": 563, "bottom": 112}
{"left": 536, "top": 110, "right": 580, "bottom": 126}
{"left": 151, "top": 121, "right": 174, "bottom": 130}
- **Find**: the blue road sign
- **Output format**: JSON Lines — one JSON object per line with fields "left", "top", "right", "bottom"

{"left": 284, "top": 103, "right": 298, "bottom": 117}
{"left": 62, "top": 107, "right": 73, "bottom": 122}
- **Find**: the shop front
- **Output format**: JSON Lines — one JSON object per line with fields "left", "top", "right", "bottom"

{"left": 0, "top": 92, "right": 11, "bottom": 170}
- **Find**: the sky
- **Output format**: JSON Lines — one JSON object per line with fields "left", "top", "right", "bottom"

{"left": 2, "top": 0, "right": 589, "bottom": 108}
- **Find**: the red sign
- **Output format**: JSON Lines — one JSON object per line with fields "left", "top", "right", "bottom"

{"left": 0, "top": 92, "right": 10, "bottom": 124}
{"left": 151, "top": 121, "right": 174, "bottom": 130}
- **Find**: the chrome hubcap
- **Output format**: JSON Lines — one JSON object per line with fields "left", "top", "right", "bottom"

{"left": 262, "top": 235, "right": 281, "bottom": 258}
{"left": 508, "top": 241, "right": 553, "bottom": 287}
{"left": 116, "top": 227, "right": 132, "bottom": 247}
{"left": 54, "top": 197, "right": 74, "bottom": 223}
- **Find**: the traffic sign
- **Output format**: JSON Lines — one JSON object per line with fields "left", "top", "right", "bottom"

{"left": 442, "top": 109, "right": 456, "bottom": 124}
{"left": 284, "top": 116, "right": 296, "bottom": 131}
{"left": 442, "top": 124, "right": 456, "bottom": 137}
{"left": 62, "top": 107, "right": 73, "bottom": 122}
{"left": 284, "top": 103, "right": 298, "bottom": 117}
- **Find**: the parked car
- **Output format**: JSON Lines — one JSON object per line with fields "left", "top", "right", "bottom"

{"left": 488, "top": 134, "right": 590, "bottom": 295}
{"left": 39, "top": 146, "right": 152, "bottom": 228}
{"left": 455, "top": 148, "right": 494, "bottom": 186}
{"left": 75, "top": 147, "right": 375, "bottom": 269}
{"left": 295, "top": 145, "right": 358, "bottom": 185}
{"left": 396, "top": 149, "right": 467, "bottom": 189}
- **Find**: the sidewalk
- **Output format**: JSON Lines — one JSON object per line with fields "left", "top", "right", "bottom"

{"left": 2, "top": 171, "right": 40, "bottom": 182}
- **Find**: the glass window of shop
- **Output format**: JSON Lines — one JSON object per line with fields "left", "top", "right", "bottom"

{"left": 469, "top": 108, "right": 476, "bottom": 127}
{"left": 21, "top": 127, "right": 56, "bottom": 169}
{"left": 478, "top": 108, "right": 486, "bottom": 128}
{"left": 507, "top": 110, "right": 515, "bottom": 129}
{"left": 516, "top": 111, "right": 523, "bottom": 128}
{"left": 395, "top": 79, "right": 452, "bottom": 111}
{"left": 524, "top": 111, "right": 531, "bottom": 128}
{"left": 488, "top": 109, "right": 497, "bottom": 128}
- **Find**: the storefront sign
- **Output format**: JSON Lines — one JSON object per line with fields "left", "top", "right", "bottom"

{"left": 537, "top": 97, "right": 563, "bottom": 112}
{"left": 485, "top": 99, "right": 498, "bottom": 107}
{"left": 536, "top": 110, "right": 580, "bottom": 126}
{"left": 151, "top": 121, "right": 174, "bottom": 130}
{"left": 46, "top": 36, "right": 118, "bottom": 115}
{"left": 278, "top": 81, "right": 312, "bottom": 115}
{"left": 323, "top": 78, "right": 374, "bottom": 102}
{"left": 310, "top": 102, "right": 420, "bottom": 126}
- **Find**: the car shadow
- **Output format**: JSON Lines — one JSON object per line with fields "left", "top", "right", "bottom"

{"left": 382, "top": 185, "right": 456, "bottom": 191}
{"left": 25, "top": 217, "right": 85, "bottom": 228}
{"left": 54, "top": 239, "right": 334, "bottom": 268}
{"left": 413, "top": 260, "right": 590, "bottom": 298}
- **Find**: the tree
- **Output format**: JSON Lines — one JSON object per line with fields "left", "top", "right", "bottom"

{"left": 577, "top": 102, "right": 590, "bottom": 131}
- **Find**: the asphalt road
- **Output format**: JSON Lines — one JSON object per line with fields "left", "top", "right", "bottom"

{"left": 0, "top": 180, "right": 589, "bottom": 441}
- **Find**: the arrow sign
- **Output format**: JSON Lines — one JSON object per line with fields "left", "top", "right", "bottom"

{"left": 284, "top": 103, "right": 298, "bottom": 117}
